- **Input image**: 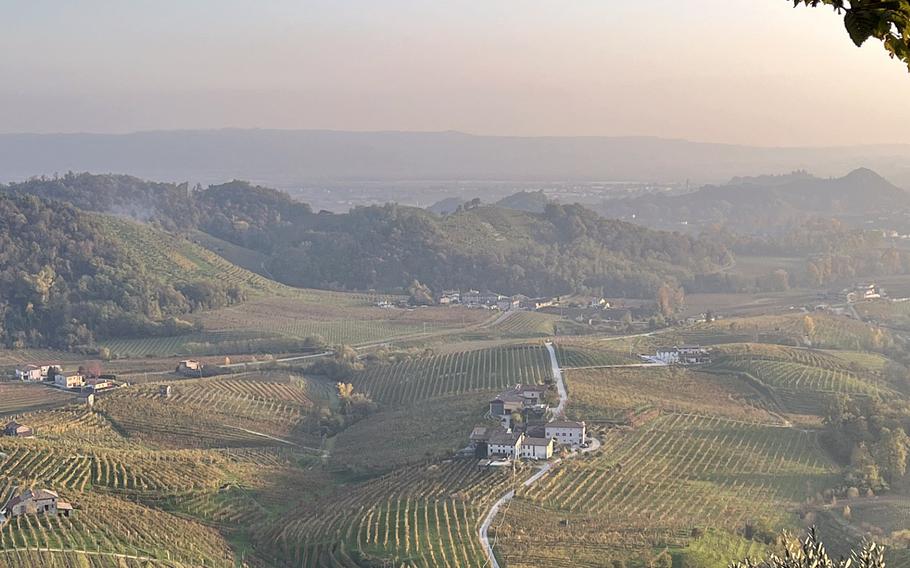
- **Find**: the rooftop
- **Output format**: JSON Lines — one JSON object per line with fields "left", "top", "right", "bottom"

{"left": 547, "top": 420, "right": 585, "bottom": 429}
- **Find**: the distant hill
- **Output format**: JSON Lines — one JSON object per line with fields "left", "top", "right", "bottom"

{"left": 495, "top": 190, "right": 549, "bottom": 213}
{"left": 598, "top": 168, "right": 910, "bottom": 232}
{"left": 4, "top": 172, "right": 732, "bottom": 299}
{"left": 2, "top": 129, "right": 910, "bottom": 187}
{"left": 0, "top": 193, "right": 254, "bottom": 349}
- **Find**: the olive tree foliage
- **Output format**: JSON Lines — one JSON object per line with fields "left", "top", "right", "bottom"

{"left": 730, "top": 528, "right": 885, "bottom": 568}
{"left": 793, "top": 1, "right": 910, "bottom": 71}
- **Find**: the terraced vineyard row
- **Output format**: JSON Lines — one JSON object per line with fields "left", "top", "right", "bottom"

{"left": 0, "top": 550, "right": 181, "bottom": 568}
{"left": 0, "top": 491, "right": 234, "bottom": 567}
{"left": 95, "top": 374, "right": 327, "bottom": 449}
{"left": 691, "top": 314, "right": 892, "bottom": 352}
{"left": 0, "top": 439, "right": 229, "bottom": 494}
{"left": 553, "top": 341, "right": 639, "bottom": 368}
{"left": 496, "top": 413, "right": 837, "bottom": 566}
{"left": 98, "top": 329, "right": 284, "bottom": 358}
{"left": 711, "top": 343, "right": 855, "bottom": 371}
{"left": 261, "top": 459, "right": 520, "bottom": 567}
{"left": 353, "top": 344, "right": 551, "bottom": 406}
{"left": 716, "top": 359, "right": 883, "bottom": 395}
{"left": 99, "top": 216, "right": 282, "bottom": 295}
{"left": 489, "top": 312, "right": 558, "bottom": 337}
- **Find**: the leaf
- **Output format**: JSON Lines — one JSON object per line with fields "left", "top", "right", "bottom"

{"left": 844, "top": 7, "right": 879, "bottom": 46}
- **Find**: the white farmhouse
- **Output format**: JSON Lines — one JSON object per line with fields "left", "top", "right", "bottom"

{"left": 545, "top": 420, "right": 586, "bottom": 446}
{"left": 520, "top": 436, "right": 554, "bottom": 460}
{"left": 486, "top": 429, "right": 523, "bottom": 458}
{"left": 15, "top": 365, "right": 43, "bottom": 381}
{"left": 55, "top": 372, "right": 84, "bottom": 389}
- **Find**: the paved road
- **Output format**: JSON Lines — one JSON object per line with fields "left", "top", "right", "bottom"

{"left": 480, "top": 342, "right": 592, "bottom": 567}
{"left": 221, "top": 350, "right": 333, "bottom": 369}
{"left": 545, "top": 341, "right": 568, "bottom": 418}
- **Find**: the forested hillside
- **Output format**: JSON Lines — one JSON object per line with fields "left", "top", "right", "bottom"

{"left": 6, "top": 173, "right": 732, "bottom": 298}
{"left": 0, "top": 193, "right": 244, "bottom": 349}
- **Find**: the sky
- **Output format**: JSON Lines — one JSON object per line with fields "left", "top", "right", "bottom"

{"left": 1, "top": 0, "right": 909, "bottom": 146}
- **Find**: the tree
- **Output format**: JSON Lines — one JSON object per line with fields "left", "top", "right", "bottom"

{"left": 793, "top": 1, "right": 910, "bottom": 72}
{"left": 873, "top": 427, "right": 909, "bottom": 483}
{"left": 802, "top": 315, "right": 816, "bottom": 338}
{"left": 730, "top": 527, "right": 885, "bottom": 567}
{"left": 407, "top": 279, "right": 434, "bottom": 306}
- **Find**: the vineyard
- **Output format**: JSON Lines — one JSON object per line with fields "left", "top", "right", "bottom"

{"left": 488, "top": 311, "right": 559, "bottom": 337}
{"left": 193, "top": 296, "right": 492, "bottom": 349}
{"left": 495, "top": 413, "right": 838, "bottom": 567}
{"left": 0, "top": 490, "right": 234, "bottom": 567}
{"left": 0, "top": 438, "right": 230, "bottom": 493}
{"left": 552, "top": 339, "right": 640, "bottom": 368}
{"left": 0, "top": 383, "right": 76, "bottom": 417}
{"left": 564, "top": 367, "right": 780, "bottom": 424}
{"left": 352, "top": 344, "right": 551, "bottom": 406}
{"left": 688, "top": 313, "right": 893, "bottom": 352}
{"left": 330, "top": 392, "right": 494, "bottom": 476}
{"left": 98, "top": 216, "right": 284, "bottom": 295}
{"left": 257, "top": 459, "right": 524, "bottom": 567}
{"left": 96, "top": 372, "right": 330, "bottom": 449}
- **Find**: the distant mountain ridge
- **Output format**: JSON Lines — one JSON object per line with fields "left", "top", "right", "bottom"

{"left": 2, "top": 129, "right": 910, "bottom": 187}
{"left": 598, "top": 167, "right": 910, "bottom": 232}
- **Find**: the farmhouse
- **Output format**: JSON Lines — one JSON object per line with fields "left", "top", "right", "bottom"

{"left": 2, "top": 489, "right": 72, "bottom": 518}
{"left": 177, "top": 360, "right": 203, "bottom": 374}
{"left": 85, "top": 377, "right": 116, "bottom": 391}
{"left": 496, "top": 297, "right": 521, "bottom": 311}
{"left": 4, "top": 421, "right": 34, "bottom": 438}
{"left": 525, "top": 297, "right": 556, "bottom": 310}
{"left": 486, "top": 429, "right": 523, "bottom": 458}
{"left": 652, "top": 345, "right": 709, "bottom": 365}
{"left": 15, "top": 365, "right": 42, "bottom": 381}
{"left": 545, "top": 420, "right": 586, "bottom": 446}
{"left": 55, "top": 372, "right": 85, "bottom": 389}
{"left": 461, "top": 290, "right": 505, "bottom": 307}
{"left": 844, "top": 282, "right": 882, "bottom": 303}
{"left": 520, "top": 436, "right": 555, "bottom": 460}
{"left": 489, "top": 390, "right": 524, "bottom": 419}
{"left": 489, "top": 384, "right": 549, "bottom": 427}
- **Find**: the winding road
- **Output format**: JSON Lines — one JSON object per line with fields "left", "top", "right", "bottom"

{"left": 480, "top": 340, "right": 588, "bottom": 567}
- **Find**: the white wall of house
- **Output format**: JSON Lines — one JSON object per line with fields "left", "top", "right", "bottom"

{"left": 546, "top": 425, "right": 586, "bottom": 446}
{"left": 520, "top": 441, "right": 553, "bottom": 460}
{"left": 488, "top": 442, "right": 519, "bottom": 456}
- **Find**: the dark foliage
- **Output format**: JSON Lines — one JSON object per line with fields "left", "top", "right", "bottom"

{"left": 0, "top": 193, "right": 243, "bottom": 349}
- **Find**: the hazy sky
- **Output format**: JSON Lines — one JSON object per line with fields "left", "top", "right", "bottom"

{"left": 2, "top": 0, "right": 909, "bottom": 146}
